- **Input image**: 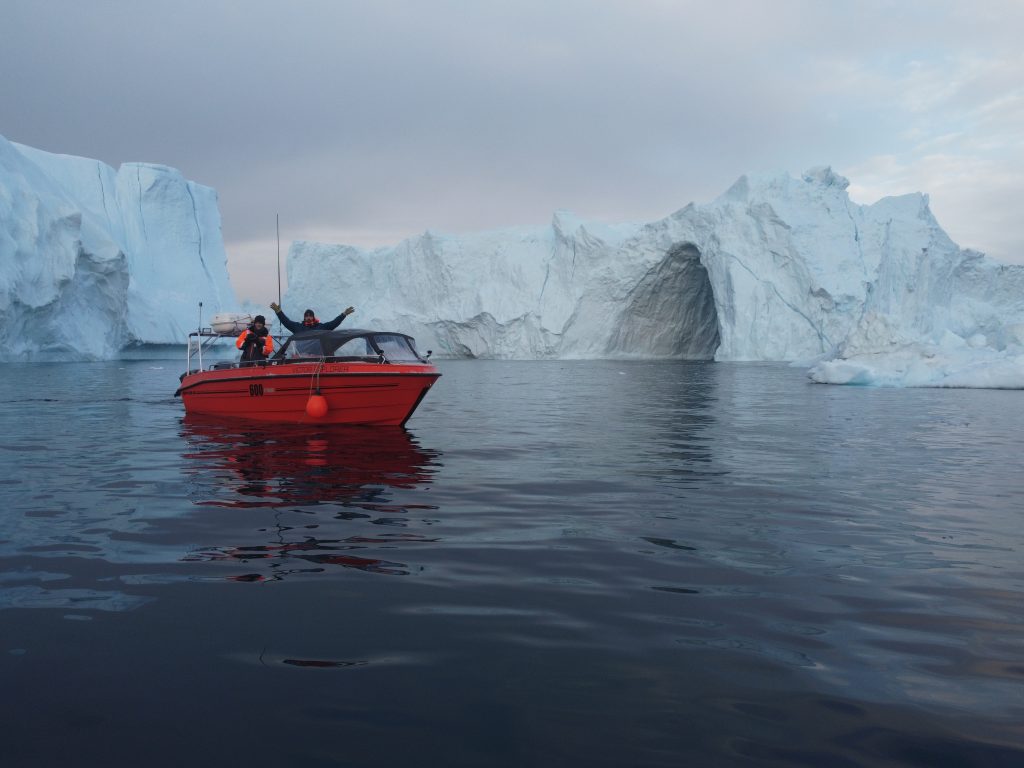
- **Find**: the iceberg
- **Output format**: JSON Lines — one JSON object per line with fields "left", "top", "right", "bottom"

{"left": 284, "top": 166, "right": 1024, "bottom": 388}
{"left": 0, "top": 134, "right": 235, "bottom": 360}
{"left": 3, "top": 131, "right": 1020, "bottom": 388}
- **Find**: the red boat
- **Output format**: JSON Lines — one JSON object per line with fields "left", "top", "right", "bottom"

{"left": 175, "top": 327, "right": 440, "bottom": 426}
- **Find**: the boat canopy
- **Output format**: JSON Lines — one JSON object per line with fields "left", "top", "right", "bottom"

{"left": 275, "top": 328, "right": 429, "bottom": 363}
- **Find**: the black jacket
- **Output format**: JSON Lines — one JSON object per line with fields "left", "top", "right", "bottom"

{"left": 273, "top": 309, "right": 349, "bottom": 334}
{"left": 238, "top": 326, "right": 271, "bottom": 361}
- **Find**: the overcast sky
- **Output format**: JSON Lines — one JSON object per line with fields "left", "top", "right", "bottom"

{"left": 3, "top": 0, "right": 1022, "bottom": 304}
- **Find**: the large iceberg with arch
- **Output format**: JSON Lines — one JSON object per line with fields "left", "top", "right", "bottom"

{"left": 0, "top": 134, "right": 235, "bottom": 360}
{"left": 3, "top": 130, "right": 1021, "bottom": 387}
{"left": 284, "top": 167, "right": 1024, "bottom": 388}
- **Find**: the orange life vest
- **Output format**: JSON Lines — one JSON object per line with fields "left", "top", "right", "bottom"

{"left": 236, "top": 329, "right": 273, "bottom": 357}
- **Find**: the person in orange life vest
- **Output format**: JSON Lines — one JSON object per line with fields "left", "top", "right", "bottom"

{"left": 236, "top": 315, "right": 273, "bottom": 362}
{"left": 269, "top": 302, "right": 355, "bottom": 333}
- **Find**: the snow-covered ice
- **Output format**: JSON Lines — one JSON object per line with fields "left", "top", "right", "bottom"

{"left": 807, "top": 318, "right": 1024, "bottom": 388}
{"left": 3, "top": 132, "right": 1021, "bottom": 388}
{"left": 284, "top": 166, "right": 1023, "bottom": 388}
{"left": 0, "top": 133, "right": 234, "bottom": 360}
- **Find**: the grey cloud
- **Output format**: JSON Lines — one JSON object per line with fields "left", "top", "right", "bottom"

{"left": 2, "top": 0, "right": 1021, "bottom": 303}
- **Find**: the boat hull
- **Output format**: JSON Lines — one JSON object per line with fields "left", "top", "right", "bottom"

{"left": 177, "top": 361, "right": 440, "bottom": 426}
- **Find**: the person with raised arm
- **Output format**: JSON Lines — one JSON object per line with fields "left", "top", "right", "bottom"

{"left": 270, "top": 302, "right": 354, "bottom": 333}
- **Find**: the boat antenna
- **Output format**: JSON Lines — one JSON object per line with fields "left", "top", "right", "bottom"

{"left": 276, "top": 213, "right": 282, "bottom": 307}
{"left": 197, "top": 301, "right": 204, "bottom": 372}
{"left": 276, "top": 213, "right": 283, "bottom": 336}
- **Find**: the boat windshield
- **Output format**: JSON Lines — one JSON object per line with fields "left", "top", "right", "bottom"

{"left": 288, "top": 337, "right": 323, "bottom": 357}
{"left": 373, "top": 334, "right": 421, "bottom": 362}
{"left": 332, "top": 336, "right": 376, "bottom": 357}
{"left": 275, "top": 329, "right": 426, "bottom": 362}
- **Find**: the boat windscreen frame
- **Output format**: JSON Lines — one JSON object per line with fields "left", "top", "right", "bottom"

{"left": 273, "top": 328, "right": 429, "bottom": 363}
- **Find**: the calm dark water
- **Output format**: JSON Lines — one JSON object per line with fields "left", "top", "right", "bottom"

{"left": 0, "top": 359, "right": 1021, "bottom": 767}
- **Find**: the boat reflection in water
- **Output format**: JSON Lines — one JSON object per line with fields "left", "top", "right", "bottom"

{"left": 178, "top": 416, "right": 442, "bottom": 581}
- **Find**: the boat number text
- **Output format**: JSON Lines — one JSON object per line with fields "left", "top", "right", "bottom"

{"left": 249, "top": 383, "right": 264, "bottom": 397}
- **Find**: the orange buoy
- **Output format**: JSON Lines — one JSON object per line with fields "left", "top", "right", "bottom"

{"left": 305, "top": 393, "right": 328, "bottom": 418}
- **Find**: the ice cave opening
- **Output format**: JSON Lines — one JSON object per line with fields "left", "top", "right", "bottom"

{"left": 606, "top": 242, "right": 720, "bottom": 359}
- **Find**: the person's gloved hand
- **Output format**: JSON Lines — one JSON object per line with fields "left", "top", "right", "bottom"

{"left": 344, "top": 306, "right": 355, "bottom": 316}
{"left": 270, "top": 302, "right": 281, "bottom": 312}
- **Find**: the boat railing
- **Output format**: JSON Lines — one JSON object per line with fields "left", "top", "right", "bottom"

{"left": 186, "top": 328, "right": 231, "bottom": 375}
{"left": 184, "top": 315, "right": 435, "bottom": 376}
{"left": 185, "top": 331, "right": 406, "bottom": 375}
